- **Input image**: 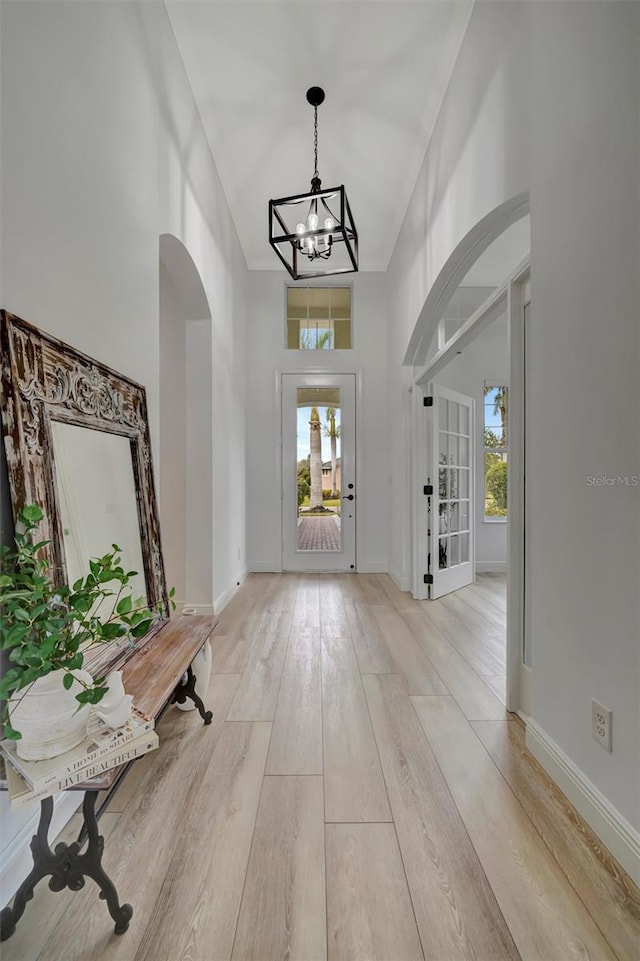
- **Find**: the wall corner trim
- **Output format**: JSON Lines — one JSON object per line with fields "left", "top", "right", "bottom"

{"left": 214, "top": 570, "right": 248, "bottom": 615}
{"left": 526, "top": 718, "right": 640, "bottom": 886}
{"left": 389, "top": 567, "right": 410, "bottom": 593}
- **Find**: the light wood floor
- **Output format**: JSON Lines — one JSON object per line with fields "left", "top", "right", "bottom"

{"left": 4, "top": 573, "right": 639, "bottom": 961}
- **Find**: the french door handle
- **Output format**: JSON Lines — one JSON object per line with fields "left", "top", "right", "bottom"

{"left": 342, "top": 494, "right": 355, "bottom": 501}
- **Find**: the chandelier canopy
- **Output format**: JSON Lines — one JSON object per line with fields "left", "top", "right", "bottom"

{"left": 269, "top": 87, "right": 358, "bottom": 280}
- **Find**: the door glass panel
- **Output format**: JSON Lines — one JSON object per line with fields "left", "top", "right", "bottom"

{"left": 449, "top": 534, "right": 459, "bottom": 567}
{"left": 295, "top": 387, "right": 341, "bottom": 552}
{"left": 449, "top": 402, "right": 459, "bottom": 433}
{"left": 460, "top": 532, "right": 469, "bottom": 563}
{"left": 439, "top": 536, "right": 448, "bottom": 569}
{"left": 459, "top": 404, "right": 469, "bottom": 435}
{"left": 439, "top": 430, "right": 448, "bottom": 460}
{"left": 439, "top": 503, "right": 448, "bottom": 534}
{"left": 449, "top": 501, "right": 460, "bottom": 533}
{"left": 439, "top": 400, "right": 448, "bottom": 430}
{"left": 459, "top": 501, "right": 469, "bottom": 532}
{"left": 458, "top": 468, "right": 469, "bottom": 499}
{"left": 449, "top": 469, "right": 458, "bottom": 500}
{"left": 439, "top": 466, "right": 448, "bottom": 502}
{"left": 459, "top": 436, "right": 469, "bottom": 467}
{"left": 448, "top": 435, "right": 459, "bottom": 467}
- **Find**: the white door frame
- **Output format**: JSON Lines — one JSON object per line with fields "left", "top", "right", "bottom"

{"left": 411, "top": 257, "right": 531, "bottom": 716}
{"left": 278, "top": 369, "right": 361, "bottom": 572}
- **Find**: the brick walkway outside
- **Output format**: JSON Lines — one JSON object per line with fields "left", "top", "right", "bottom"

{"left": 297, "top": 515, "right": 341, "bottom": 551}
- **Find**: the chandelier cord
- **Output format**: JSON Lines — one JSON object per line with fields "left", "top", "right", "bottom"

{"left": 313, "top": 105, "right": 319, "bottom": 179}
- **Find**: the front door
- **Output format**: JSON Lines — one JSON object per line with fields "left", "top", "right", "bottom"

{"left": 428, "top": 384, "right": 475, "bottom": 598}
{"left": 281, "top": 373, "right": 356, "bottom": 572}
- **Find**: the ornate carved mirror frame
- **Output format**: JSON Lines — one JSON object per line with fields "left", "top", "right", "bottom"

{"left": 0, "top": 310, "right": 169, "bottom": 673}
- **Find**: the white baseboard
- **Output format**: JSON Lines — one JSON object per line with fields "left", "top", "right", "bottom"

{"left": 389, "top": 567, "right": 410, "bottom": 592}
{"left": 526, "top": 718, "right": 640, "bottom": 885}
{"left": 476, "top": 561, "right": 507, "bottom": 573}
{"left": 214, "top": 569, "right": 248, "bottom": 614}
{"left": 181, "top": 603, "right": 215, "bottom": 616}
{"left": 1, "top": 791, "right": 82, "bottom": 908}
{"left": 356, "top": 562, "right": 387, "bottom": 574}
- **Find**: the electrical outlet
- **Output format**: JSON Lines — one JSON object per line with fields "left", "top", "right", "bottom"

{"left": 592, "top": 700, "right": 612, "bottom": 751}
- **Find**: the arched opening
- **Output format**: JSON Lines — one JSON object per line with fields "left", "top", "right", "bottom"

{"left": 404, "top": 192, "right": 530, "bottom": 367}
{"left": 409, "top": 197, "right": 532, "bottom": 715}
{"left": 159, "top": 234, "right": 213, "bottom": 613}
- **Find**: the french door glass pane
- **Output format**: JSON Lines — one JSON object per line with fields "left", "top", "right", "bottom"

{"left": 296, "top": 387, "right": 342, "bottom": 552}
{"left": 439, "top": 536, "right": 448, "bottom": 569}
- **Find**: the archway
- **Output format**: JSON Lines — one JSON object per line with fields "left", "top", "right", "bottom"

{"left": 159, "top": 234, "right": 213, "bottom": 613}
{"left": 404, "top": 192, "right": 530, "bottom": 367}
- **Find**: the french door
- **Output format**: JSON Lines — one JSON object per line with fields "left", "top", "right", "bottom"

{"left": 281, "top": 373, "right": 356, "bottom": 572}
{"left": 427, "top": 385, "right": 475, "bottom": 598}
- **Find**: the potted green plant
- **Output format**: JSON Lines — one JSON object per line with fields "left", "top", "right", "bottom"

{"left": 0, "top": 504, "right": 165, "bottom": 760}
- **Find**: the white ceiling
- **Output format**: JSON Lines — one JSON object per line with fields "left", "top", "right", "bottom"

{"left": 165, "top": 1, "right": 474, "bottom": 271}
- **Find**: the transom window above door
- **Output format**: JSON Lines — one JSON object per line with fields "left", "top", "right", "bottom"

{"left": 286, "top": 286, "right": 352, "bottom": 349}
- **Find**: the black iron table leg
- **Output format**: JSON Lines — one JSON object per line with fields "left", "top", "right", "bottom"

{"left": 172, "top": 665, "right": 213, "bottom": 724}
{"left": 0, "top": 792, "right": 132, "bottom": 941}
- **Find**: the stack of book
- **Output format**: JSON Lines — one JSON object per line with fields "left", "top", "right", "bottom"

{"left": 0, "top": 708, "right": 158, "bottom": 809}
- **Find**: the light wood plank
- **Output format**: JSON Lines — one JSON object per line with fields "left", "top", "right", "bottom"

{"left": 473, "top": 719, "right": 640, "bottom": 961}
{"left": 36, "top": 675, "right": 242, "bottom": 961}
{"left": 363, "top": 674, "right": 518, "bottom": 961}
{"left": 322, "top": 658, "right": 391, "bottom": 823}
{"left": 227, "top": 611, "right": 291, "bottom": 721}
{"left": 231, "top": 776, "right": 326, "bottom": 961}
{"left": 343, "top": 599, "right": 396, "bottom": 674}
{"left": 439, "top": 590, "right": 504, "bottom": 638}
{"left": 134, "top": 721, "right": 272, "bottom": 961}
{"left": 402, "top": 610, "right": 506, "bottom": 720}
{"left": 370, "top": 573, "right": 417, "bottom": 612}
{"left": 372, "top": 605, "right": 449, "bottom": 695}
{"left": 292, "top": 575, "right": 320, "bottom": 628}
{"left": 321, "top": 630, "right": 360, "bottom": 674}
{"left": 355, "top": 573, "right": 388, "bottom": 606}
{"left": 266, "top": 627, "right": 322, "bottom": 775}
{"left": 211, "top": 633, "right": 251, "bottom": 674}
{"left": 480, "top": 673, "right": 506, "bottom": 705}
{"left": 326, "top": 823, "right": 423, "bottom": 961}
{"left": 318, "top": 575, "right": 351, "bottom": 637}
{"left": 412, "top": 696, "right": 618, "bottom": 961}
{"left": 421, "top": 599, "right": 505, "bottom": 675}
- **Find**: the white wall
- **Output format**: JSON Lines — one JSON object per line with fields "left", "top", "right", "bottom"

{"left": 432, "top": 312, "right": 508, "bottom": 571}
{"left": 388, "top": 0, "right": 640, "bottom": 838}
{"left": 245, "top": 272, "right": 390, "bottom": 574}
{"left": 0, "top": 0, "right": 247, "bottom": 899}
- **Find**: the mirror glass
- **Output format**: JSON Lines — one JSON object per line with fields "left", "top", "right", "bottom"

{"left": 51, "top": 420, "right": 148, "bottom": 606}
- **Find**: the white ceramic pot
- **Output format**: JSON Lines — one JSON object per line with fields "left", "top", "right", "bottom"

{"left": 176, "top": 640, "right": 212, "bottom": 712}
{"left": 9, "top": 668, "right": 93, "bottom": 761}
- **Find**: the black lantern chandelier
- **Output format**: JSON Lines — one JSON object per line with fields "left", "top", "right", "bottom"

{"left": 269, "top": 86, "right": 358, "bottom": 280}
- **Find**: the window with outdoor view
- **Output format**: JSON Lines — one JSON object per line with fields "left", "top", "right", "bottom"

{"left": 484, "top": 385, "right": 508, "bottom": 519}
{"left": 286, "top": 287, "right": 351, "bottom": 349}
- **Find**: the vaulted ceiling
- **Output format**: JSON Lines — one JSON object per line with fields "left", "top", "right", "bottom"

{"left": 165, "top": 1, "right": 474, "bottom": 271}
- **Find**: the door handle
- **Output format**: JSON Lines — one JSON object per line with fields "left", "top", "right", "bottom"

{"left": 342, "top": 494, "right": 354, "bottom": 501}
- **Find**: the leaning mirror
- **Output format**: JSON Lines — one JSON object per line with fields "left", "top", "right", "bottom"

{"left": 0, "top": 311, "right": 169, "bottom": 676}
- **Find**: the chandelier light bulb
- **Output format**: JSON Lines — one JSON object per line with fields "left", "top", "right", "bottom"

{"left": 308, "top": 212, "right": 319, "bottom": 231}
{"left": 296, "top": 223, "right": 305, "bottom": 235}
{"left": 324, "top": 217, "right": 335, "bottom": 231}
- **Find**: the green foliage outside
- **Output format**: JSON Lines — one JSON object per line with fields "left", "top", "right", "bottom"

{"left": 485, "top": 456, "right": 508, "bottom": 514}
{"left": 0, "top": 504, "right": 173, "bottom": 740}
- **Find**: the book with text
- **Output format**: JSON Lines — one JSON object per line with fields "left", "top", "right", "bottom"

{"left": 0, "top": 707, "right": 154, "bottom": 791}
{"left": 5, "top": 732, "right": 159, "bottom": 809}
